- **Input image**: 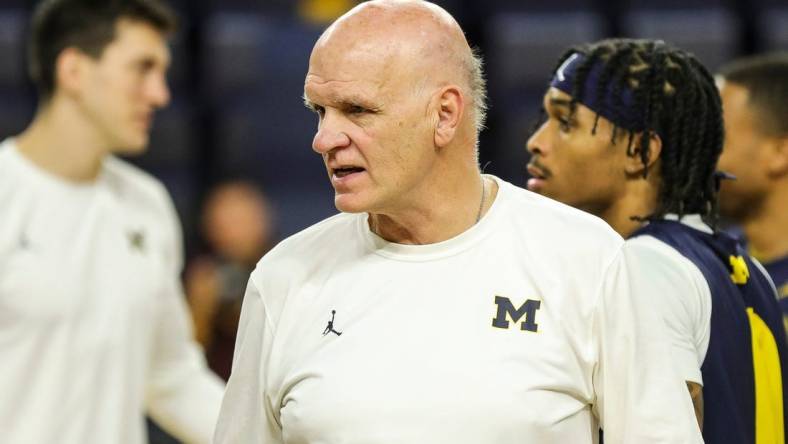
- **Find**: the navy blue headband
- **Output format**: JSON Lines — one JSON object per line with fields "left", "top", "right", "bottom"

{"left": 550, "top": 52, "right": 647, "bottom": 133}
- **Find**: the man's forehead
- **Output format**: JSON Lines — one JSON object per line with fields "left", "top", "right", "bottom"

{"left": 305, "top": 46, "right": 396, "bottom": 99}
{"left": 304, "top": 74, "right": 382, "bottom": 105}
{"left": 106, "top": 19, "right": 170, "bottom": 59}
{"left": 545, "top": 88, "right": 573, "bottom": 107}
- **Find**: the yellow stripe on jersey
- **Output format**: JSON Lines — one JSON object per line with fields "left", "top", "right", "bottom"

{"left": 747, "top": 307, "right": 784, "bottom": 444}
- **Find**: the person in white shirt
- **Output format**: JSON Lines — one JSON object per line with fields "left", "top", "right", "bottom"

{"left": 214, "top": 2, "right": 702, "bottom": 443}
{"left": 526, "top": 38, "right": 787, "bottom": 443}
{"left": 0, "top": 1, "right": 224, "bottom": 443}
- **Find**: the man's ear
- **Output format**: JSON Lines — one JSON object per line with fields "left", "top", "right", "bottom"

{"left": 54, "top": 47, "right": 89, "bottom": 97}
{"left": 434, "top": 85, "right": 464, "bottom": 148}
{"left": 766, "top": 136, "right": 788, "bottom": 178}
{"left": 624, "top": 131, "right": 662, "bottom": 176}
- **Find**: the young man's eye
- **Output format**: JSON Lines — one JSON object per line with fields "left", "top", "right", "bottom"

{"left": 557, "top": 116, "right": 573, "bottom": 131}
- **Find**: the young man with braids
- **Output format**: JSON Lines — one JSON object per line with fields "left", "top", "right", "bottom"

{"left": 527, "top": 38, "right": 787, "bottom": 443}
{"left": 716, "top": 53, "right": 788, "bottom": 333}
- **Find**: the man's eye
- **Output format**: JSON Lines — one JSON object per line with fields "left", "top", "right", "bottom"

{"left": 557, "top": 116, "right": 572, "bottom": 131}
{"left": 348, "top": 105, "right": 367, "bottom": 114}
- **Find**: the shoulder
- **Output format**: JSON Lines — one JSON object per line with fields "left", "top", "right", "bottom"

{"left": 495, "top": 178, "right": 624, "bottom": 261}
{"left": 250, "top": 212, "right": 359, "bottom": 287}
{"left": 626, "top": 234, "right": 710, "bottom": 293}
{"left": 626, "top": 235, "right": 712, "bottom": 327}
{"left": 103, "top": 156, "right": 175, "bottom": 218}
{"left": 0, "top": 139, "right": 22, "bottom": 180}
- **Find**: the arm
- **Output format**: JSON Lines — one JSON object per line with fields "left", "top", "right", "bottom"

{"left": 145, "top": 274, "right": 225, "bottom": 444}
{"left": 145, "top": 190, "right": 225, "bottom": 444}
{"left": 213, "top": 272, "right": 283, "bottom": 444}
{"left": 591, "top": 247, "right": 704, "bottom": 443}
{"left": 626, "top": 236, "right": 712, "bottom": 429}
{"left": 687, "top": 381, "right": 704, "bottom": 430}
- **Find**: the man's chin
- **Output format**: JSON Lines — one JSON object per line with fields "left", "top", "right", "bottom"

{"left": 112, "top": 135, "right": 149, "bottom": 156}
{"left": 334, "top": 193, "right": 371, "bottom": 214}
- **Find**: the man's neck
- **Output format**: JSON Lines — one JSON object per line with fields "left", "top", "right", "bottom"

{"left": 368, "top": 174, "right": 497, "bottom": 245}
{"left": 597, "top": 177, "right": 659, "bottom": 239}
{"left": 741, "top": 189, "right": 788, "bottom": 263}
{"left": 15, "top": 100, "right": 107, "bottom": 183}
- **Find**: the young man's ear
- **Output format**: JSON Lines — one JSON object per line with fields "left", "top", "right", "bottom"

{"left": 54, "top": 47, "right": 89, "bottom": 97}
{"left": 434, "top": 85, "right": 464, "bottom": 148}
{"left": 624, "top": 131, "right": 662, "bottom": 176}
{"left": 766, "top": 136, "right": 788, "bottom": 178}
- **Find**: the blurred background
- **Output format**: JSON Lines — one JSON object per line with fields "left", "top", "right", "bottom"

{"left": 0, "top": 0, "right": 785, "bottom": 253}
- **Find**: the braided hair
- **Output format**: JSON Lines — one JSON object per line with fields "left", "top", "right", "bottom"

{"left": 548, "top": 39, "right": 724, "bottom": 226}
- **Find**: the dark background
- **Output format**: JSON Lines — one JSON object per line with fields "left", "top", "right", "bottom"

{"left": 1, "top": 0, "right": 785, "bottom": 256}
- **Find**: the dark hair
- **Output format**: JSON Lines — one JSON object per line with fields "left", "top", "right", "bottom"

{"left": 719, "top": 52, "right": 788, "bottom": 137}
{"left": 29, "top": 0, "right": 177, "bottom": 100}
{"left": 549, "top": 38, "right": 724, "bottom": 226}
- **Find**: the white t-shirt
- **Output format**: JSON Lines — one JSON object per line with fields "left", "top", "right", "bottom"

{"left": 215, "top": 176, "right": 702, "bottom": 444}
{"left": 626, "top": 215, "right": 713, "bottom": 386}
{"left": 0, "top": 139, "right": 224, "bottom": 444}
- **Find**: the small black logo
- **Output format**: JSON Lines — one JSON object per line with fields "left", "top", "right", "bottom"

{"left": 322, "top": 310, "right": 342, "bottom": 336}
{"left": 127, "top": 230, "right": 146, "bottom": 253}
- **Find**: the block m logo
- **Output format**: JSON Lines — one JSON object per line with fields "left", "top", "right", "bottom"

{"left": 492, "top": 296, "right": 541, "bottom": 332}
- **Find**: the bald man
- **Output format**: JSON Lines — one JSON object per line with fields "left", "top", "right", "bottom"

{"left": 213, "top": 1, "right": 702, "bottom": 443}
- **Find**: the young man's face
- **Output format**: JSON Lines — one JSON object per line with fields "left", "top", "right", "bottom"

{"left": 525, "top": 87, "right": 627, "bottom": 216}
{"left": 77, "top": 18, "right": 171, "bottom": 154}
{"left": 717, "top": 82, "right": 771, "bottom": 221}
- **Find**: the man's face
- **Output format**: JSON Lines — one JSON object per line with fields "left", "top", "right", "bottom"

{"left": 77, "top": 18, "right": 171, "bottom": 154}
{"left": 717, "top": 82, "right": 770, "bottom": 220}
{"left": 303, "top": 38, "right": 436, "bottom": 214}
{"left": 525, "top": 87, "right": 626, "bottom": 215}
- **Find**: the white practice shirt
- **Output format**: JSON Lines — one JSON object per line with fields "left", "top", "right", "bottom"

{"left": 626, "top": 215, "right": 713, "bottom": 386}
{"left": 0, "top": 140, "right": 224, "bottom": 444}
{"left": 215, "top": 176, "right": 703, "bottom": 444}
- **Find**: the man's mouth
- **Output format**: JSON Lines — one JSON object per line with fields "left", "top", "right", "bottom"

{"left": 333, "top": 166, "right": 366, "bottom": 178}
{"left": 526, "top": 162, "right": 550, "bottom": 180}
{"left": 526, "top": 161, "right": 551, "bottom": 192}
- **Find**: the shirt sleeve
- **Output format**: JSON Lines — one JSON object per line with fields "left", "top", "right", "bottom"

{"left": 144, "top": 192, "right": 225, "bottom": 444}
{"left": 591, "top": 246, "right": 704, "bottom": 443}
{"left": 145, "top": 276, "right": 226, "bottom": 444}
{"left": 213, "top": 271, "right": 283, "bottom": 444}
{"left": 626, "top": 235, "right": 711, "bottom": 385}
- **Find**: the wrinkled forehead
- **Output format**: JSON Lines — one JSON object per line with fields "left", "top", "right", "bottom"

{"left": 305, "top": 36, "right": 403, "bottom": 102}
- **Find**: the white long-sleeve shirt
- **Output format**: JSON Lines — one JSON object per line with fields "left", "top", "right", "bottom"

{"left": 215, "top": 176, "right": 702, "bottom": 444}
{"left": 0, "top": 139, "right": 224, "bottom": 444}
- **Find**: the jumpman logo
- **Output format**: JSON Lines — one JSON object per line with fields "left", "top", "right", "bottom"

{"left": 322, "top": 310, "right": 342, "bottom": 336}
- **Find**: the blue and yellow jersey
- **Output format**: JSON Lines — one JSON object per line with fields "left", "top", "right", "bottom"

{"left": 633, "top": 220, "right": 787, "bottom": 444}
{"left": 762, "top": 256, "right": 788, "bottom": 333}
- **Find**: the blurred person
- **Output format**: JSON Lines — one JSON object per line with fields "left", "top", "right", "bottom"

{"left": 214, "top": 2, "right": 702, "bottom": 443}
{"left": 527, "top": 38, "right": 787, "bottom": 443}
{"left": 0, "top": 1, "right": 223, "bottom": 443}
{"left": 716, "top": 53, "right": 788, "bottom": 331}
{"left": 186, "top": 180, "right": 274, "bottom": 380}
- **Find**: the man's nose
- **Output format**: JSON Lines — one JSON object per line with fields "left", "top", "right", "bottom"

{"left": 312, "top": 111, "right": 351, "bottom": 154}
{"left": 147, "top": 72, "right": 171, "bottom": 108}
{"left": 526, "top": 122, "right": 549, "bottom": 156}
